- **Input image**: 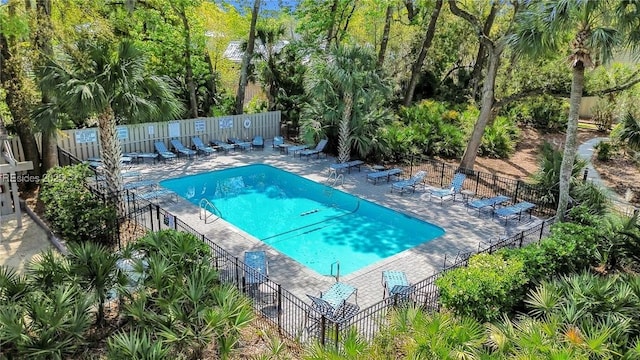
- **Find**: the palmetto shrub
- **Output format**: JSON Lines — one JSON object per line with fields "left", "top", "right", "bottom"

{"left": 39, "top": 164, "right": 117, "bottom": 245}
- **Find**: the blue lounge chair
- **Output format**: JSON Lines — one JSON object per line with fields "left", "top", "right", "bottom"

{"left": 288, "top": 144, "right": 310, "bottom": 157}
{"left": 170, "top": 139, "right": 197, "bottom": 158}
{"left": 467, "top": 195, "right": 510, "bottom": 215}
{"left": 391, "top": 170, "right": 427, "bottom": 194}
{"left": 192, "top": 136, "right": 216, "bottom": 156}
{"left": 299, "top": 139, "right": 328, "bottom": 160}
{"left": 272, "top": 136, "right": 284, "bottom": 150}
{"left": 429, "top": 173, "right": 467, "bottom": 202}
{"left": 228, "top": 137, "right": 251, "bottom": 151}
{"left": 382, "top": 271, "right": 413, "bottom": 300}
{"left": 494, "top": 201, "right": 536, "bottom": 225}
{"left": 154, "top": 141, "right": 177, "bottom": 161}
{"left": 367, "top": 168, "right": 403, "bottom": 184}
{"left": 211, "top": 139, "right": 235, "bottom": 154}
{"left": 252, "top": 136, "right": 265, "bottom": 150}
{"left": 329, "top": 160, "right": 364, "bottom": 174}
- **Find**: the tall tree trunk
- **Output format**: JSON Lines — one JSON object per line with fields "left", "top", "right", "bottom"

{"left": 234, "top": 0, "right": 261, "bottom": 114}
{"left": 34, "top": 0, "right": 58, "bottom": 171}
{"left": 557, "top": 63, "right": 584, "bottom": 220}
{"left": 459, "top": 47, "right": 501, "bottom": 169}
{"left": 177, "top": 7, "right": 198, "bottom": 118}
{"left": 403, "top": 0, "right": 443, "bottom": 107}
{"left": 325, "top": 0, "right": 339, "bottom": 49}
{"left": 0, "top": 32, "right": 41, "bottom": 188}
{"left": 98, "top": 107, "right": 124, "bottom": 214}
{"left": 338, "top": 92, "right": 353, "bottom": 163}
{"left": 377, "top": 5, "right": 393, "bottom": 68}
{"left": 469, "top": 2, "right": 499, "bottom": 101}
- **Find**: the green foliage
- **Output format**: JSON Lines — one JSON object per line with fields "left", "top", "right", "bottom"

{"left": 502, "top": 95, "right": 569, "bottom": 132}
{"left": 530, "top": 142, "right": 587, "bottom": 204}
{"left": 571, "top": 182, "right": 610, "bottom": 215}
{"left": 436, "top": 253, "right": 528, "bottom": 322}
{"left": 502, "top": 222, "right": 601, "bottom": 281}
{"left": 479, "top": 115, "right": 520, "bottom": 158}
{"left": 244, "top": 97, "right": 268, "bottom": 114}
{"left": 38, "top": 164, "right": 117, "bottom": 245}
{"left": 594, "top": 140, "right": 614, "bottom": 161}
{"left": 591, "top": 98, "right": 617, "bottom": 132}
{"left": 119, "top": 230, "right": 254, "bottom": 359}
{"left": 618, "top": 112, "right": 640, "bottom": 151}
{"left": 525, "top": 272, "right": 640, "bottom": 356}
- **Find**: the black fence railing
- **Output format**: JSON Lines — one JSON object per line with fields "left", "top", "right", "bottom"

{"left": 55, "top": 147, "right": 628, "bottom": 348}
{"left": 403, "top": 155, "right": 558, "bottom": 216}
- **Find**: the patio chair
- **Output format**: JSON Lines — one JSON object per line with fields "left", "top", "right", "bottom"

{"left": 252, "top": 136, "right": 265, "bottom": 150}
{"left": 299, "top": 139, "right": 328, "bottom": 160}
{"left": 211, "top": 139, "right": 235, "bottom": 154}
{"left": 382, "top": 270, "right": 413, "bottom": 301}
{"left": 244, "top": 250, "right": 274, "bottom": 303}
{"left": 494, "top": 201, "right": 536, "bottom": 225}
{"left": 367, "top": 168, "right": 403, "bottom": 185}
{"left": 154, "top": 141, "right": 177, "bottom": 161}
{"left": 228, "top": 137, "right": 251, "bottom": 151}
{"left": 272, "top": 136, "right": 284, "bottom": 150}
{"left": 429, "top": 173, "right": 467, "bottom": 202}
{"left": 306, "top": 282, "right": 359, "bottom": 323}
{"left": 390, "top": 170, "right": 427, "bottom": 194}
{"left": 329, "top": 160, "right": 364, "bottom": 174}
{"left": 467, "top": 195, "right": 510, "bottom": 215}
{"left": 192, "top": 136, "right": 216, "bottom": 156}
{"left": 170, "top": 139, "right": 197, "bottom": 158}
{"left": 244, "top": 250, "right": 268, "bottom": 286}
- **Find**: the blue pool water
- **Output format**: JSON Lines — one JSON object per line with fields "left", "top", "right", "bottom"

{"left": 160, "top": 164, "right": 444, "bottom": 276}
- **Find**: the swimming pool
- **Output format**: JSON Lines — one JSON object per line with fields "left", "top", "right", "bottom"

{"left": 160, "top": 164, "right": 444, "bottom": 276}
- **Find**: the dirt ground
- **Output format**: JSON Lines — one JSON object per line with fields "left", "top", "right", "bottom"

{"left": 461, "top": 127, "right": 600, "bottom": 179}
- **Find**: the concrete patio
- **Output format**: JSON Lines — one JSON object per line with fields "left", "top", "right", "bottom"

{"left": 118, "top": 144, "right": 538, "bottom": 309}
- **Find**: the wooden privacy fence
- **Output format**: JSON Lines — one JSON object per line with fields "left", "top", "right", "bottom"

{"left": 9, "top": 111, "right": 281, "bottom": 161}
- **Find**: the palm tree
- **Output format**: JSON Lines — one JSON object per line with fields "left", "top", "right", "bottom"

{"left": 304, "top": 44, "right": 391, "bottom": 163}
{"left": 67, "top": 242, "right": 125, "bottom": 326}
{"left": 510, "top": 0, "right": 640, "bottom": 220}
{"left": 255, "top": 22, "right": 286, "bottom": 111}
{"left": 38, "top": 40, "right": 183, "bottom": 207}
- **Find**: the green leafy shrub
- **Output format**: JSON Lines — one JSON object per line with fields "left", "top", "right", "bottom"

{"left": 38, "top": 164, "right": 117, "bottom": 245}
{"left": 591, "top": 98, "right": 617, "bottom": 132}
{"left": 436, "top": 253, "right": 528, "bottom": 322}
{"left": 570, "top": 182, "right": 610, "bottom": 215}
{"left": 502, "top": 222, "right": 600, "bottom": 281}
{"left": 479, "top": 115, "right": 520, "bottom": 158}
{"left": 530, "top": 142, "right": 587, "bottom": 204}
{"left": 594, "top": 140, "right": 614, "bottom": 161}
{"left": 503, "top": 95, "right": 569, "bottom": 131}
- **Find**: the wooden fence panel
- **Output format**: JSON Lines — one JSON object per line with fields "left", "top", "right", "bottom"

{"left": 8, "top": 112, "right": 281, "bottom": 161}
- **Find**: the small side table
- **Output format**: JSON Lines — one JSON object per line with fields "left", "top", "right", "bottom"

{"left": 460, "top": 190, "right": 475, "bottom": 203}
{"left": 278, "top": 144, "right": 290, "bottom": 154}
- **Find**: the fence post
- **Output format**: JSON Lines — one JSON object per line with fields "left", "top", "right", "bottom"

{"left": 320, "top": 316, "right": 326, "bottom": 346}
{"left": 539, "top": 221, "right": 545, "bottom": 241}
{"left": 519, "top": 231, "right": 524, "bottom": 248}
{"left": 474, "top": 173, "right": 480, "bottom": 195}
{"left": 513, "top": 180, "right": 521, "bottom": 203}
{"left": 582, "top": 169, "right": 588, "bottom": 183}
{"left": 277, "top": 284, "right": 282, "bottom": 335}
{"left": 440, "top": 163, "right": 445, "bottom": 187}
{"left": 234, "top": 257, "right": 241, "bottom": 291}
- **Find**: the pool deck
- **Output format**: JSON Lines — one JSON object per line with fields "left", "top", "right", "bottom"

{"left": 127, "top": 146, "right": 538, "bottom": 309}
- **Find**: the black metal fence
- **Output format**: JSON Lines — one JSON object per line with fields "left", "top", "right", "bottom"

{"left": 54, "top": 147, "right": 618, "bottom": 348}
{"left": 403, "top": 155, "right": 558, "bottom": 216}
